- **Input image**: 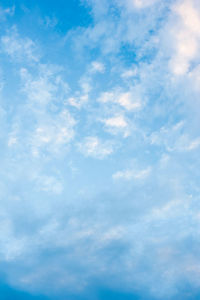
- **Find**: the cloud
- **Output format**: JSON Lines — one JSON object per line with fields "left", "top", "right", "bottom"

{"left": 0, "top": 5, "right": 15, "bottom": 20}
{"left": 90, "top": 61, "right": 105, "bottom": 73}
{"left": 30, "top": 110, "right": 76, "bottom": 156}
{"left": 168, "top": 0, "right": 200, "bottom": 75}
{"left": 20, "top": 65, "right": 69, "bottom": 106}
{"left": 98, "top": 88, "right": 142, "bottom": 111}
{"left": 117, "top": 92, "right": 141, "bottom": 111}
{"left": 77, "top": 136, "right": 114, "bottom": 159}
{"left": 0, "top": 218, "right": 27, "bottom": 262}
{"left": 1, "top": 27, "right": 40, "bottom": 62}
{"left": 103, "top": 115, "right": 127, "bottom": 128}
{"left": 150, "top": 121, "right": 200, "bottom": 152}
{"left": 101, "top": 115, "right": 131, "bottom": 137}
{"left": 113, "top": 166, "right": 151, "bottom": 180}
{"left": 70, "top": 0, "right": 167, "bottom": 57}
{"left": 41, "top": 16, "right": 58, "bottom": 28}
{"left": 67, "top": 62, "right": 104, "bottom": 109}
{"left": 15, "top": 65, "right": 76, "bottom": 157}
{"left": 33, "top": 174, "right": 63, "bottom": 194}
{"left": 128, "top": 0, "right": 160, "bottom": 9}
{"left": 121, "top": 67, "right": 137, "bottom": 78}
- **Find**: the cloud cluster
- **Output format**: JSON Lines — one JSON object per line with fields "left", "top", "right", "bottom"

{"left": 0, "top": 0, "right": 200, "bottom": 299}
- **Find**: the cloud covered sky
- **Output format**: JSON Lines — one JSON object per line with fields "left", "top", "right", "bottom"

{"left": 0, "top": 0, "right": 200, "bottom": 299}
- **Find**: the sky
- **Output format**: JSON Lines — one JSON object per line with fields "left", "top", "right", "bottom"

{"left": 0, "top": 0, "right": 200, "bottom": 299}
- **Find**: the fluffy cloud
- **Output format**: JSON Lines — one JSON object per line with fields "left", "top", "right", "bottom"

{"left": 169, "top": 0, "right": 200, "bottom": 75}
{"left": 98, "top": 89, "right": 142, "bottom": 111}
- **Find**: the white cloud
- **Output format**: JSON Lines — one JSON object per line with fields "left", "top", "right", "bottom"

{"left": 79, "top": 78, "right": 91, "bottom": 94}
{"left": 33, "top": 175, "right": 63, "bottom": 194}
{"left": 31, "top": 110, "right": 76, "bottom": 156}
{"left": 102, "top": 115, "right": 131, "bottom": 137}
{"left": 0, "top": 218, "right": 27, "bottom": 261}
{"left": 90, "top": 61, "right": 105, "bottom": 73}
{"left": 169, "top": 0, "right": 200, "bottom": 75}
{"left": 1, "top": 27, "right": 39, "bottom": 62}
{"left": 175, "top": 0, "right": 200, "bottom": 34}
{"left": 68, "top": 96, "right": 82, "bottom": 109}
{"left": 98, "top": 89, "right": 142, "bottom": 111}
{"left": 113, "top": 167, "right": 151, "bottom": 180}
{"left": 150, "top": 122, "right": 200, "bottom": 153}
{"left": 70, "top": 0, "right": 164, "bottom": 56}
{"left": 67, "top": 73, "right": 94, "bottom": 109}
{"left": 121, "top": 68, "right": 137, "bottom": 78}
{"left": 8, "top": 136, "right": 17, "bottom": 147}
{"left": 103, "top": 115, "right": 127, "bottom": 128}
{"left": 118, "top": 92, "right": 141, "bottom": 111}
{"left": 78, "top": 136, "right": 114, "bottom": 159}
{"left": 177, "top": 135, "right": 200, "bottom": 151}
{"left": 20, "top": 66, "right": 69, "bottom": 106}
{"left": 129, "top": 0, "right": 160, "bottom": 9}
{"left": 18, "top": 65, "right": 75, "bottom": 157}
{"left": 98, "top": 91, "right": 115, "bottom": 103}
{"left": 68, "top": 92, "right": 89, "bottom": 109}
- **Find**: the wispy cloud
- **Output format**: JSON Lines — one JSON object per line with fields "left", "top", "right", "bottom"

{"left": 113, "top": 166, "right": 151, "bottom": 180}
{"left": 77, "top": 136, "right": 114, "bottom": 159}
{"left": 1, "top": 26, "right": 40, "bottom": 62}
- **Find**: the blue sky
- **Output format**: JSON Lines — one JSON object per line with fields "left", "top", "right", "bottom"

{"left": 0, "top": 0, "right": 200, "bottom": 299}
